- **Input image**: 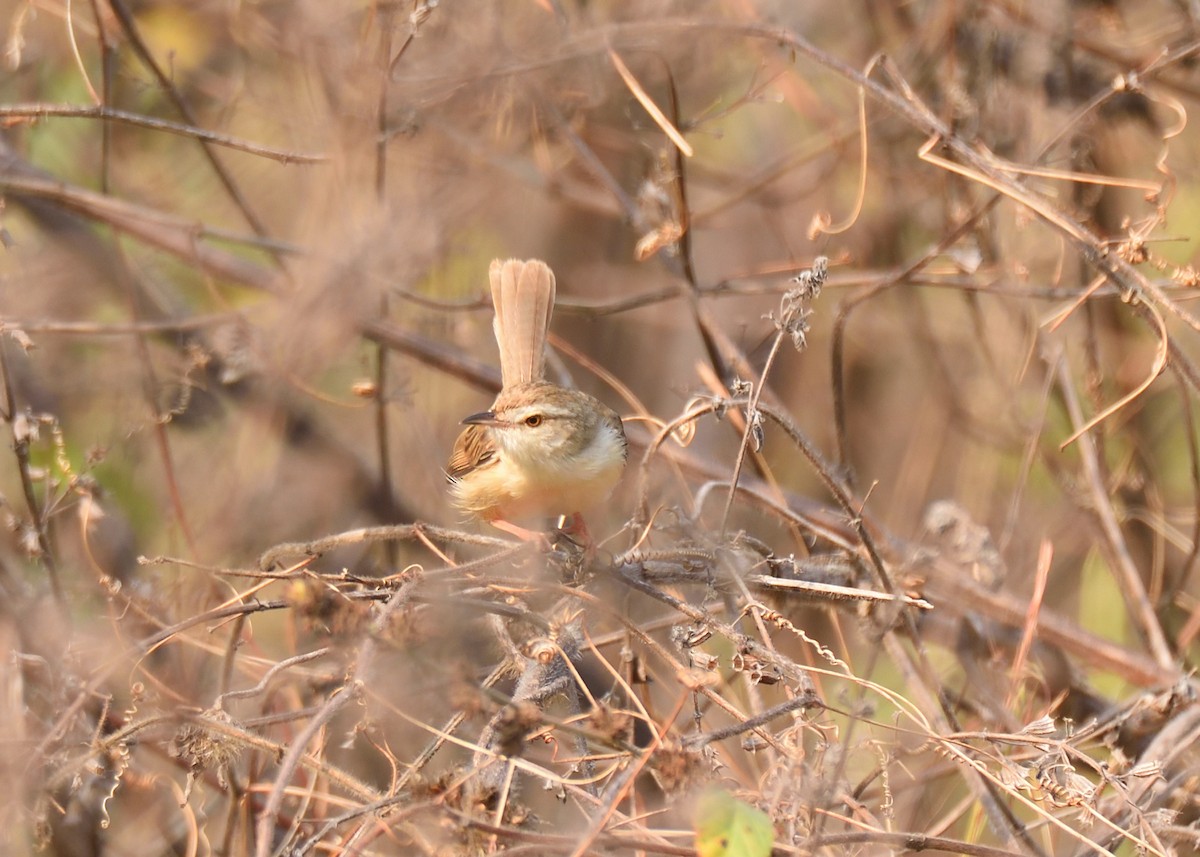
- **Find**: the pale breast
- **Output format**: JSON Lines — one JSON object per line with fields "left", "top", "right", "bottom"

{"left": 454, "top": 420, "right": 625, "bottom": 522}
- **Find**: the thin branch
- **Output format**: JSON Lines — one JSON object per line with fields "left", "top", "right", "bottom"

{"left": 0, "top": 104, "right": 325, "bottom": 163}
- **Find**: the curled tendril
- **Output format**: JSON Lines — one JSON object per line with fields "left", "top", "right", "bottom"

{"left": 627, "top": 412, "right": 697, "bottom": 447}
{"left": 685, "top": 393, "right": 726, "bottom": 421}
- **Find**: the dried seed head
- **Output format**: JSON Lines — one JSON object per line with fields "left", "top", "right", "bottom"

{"left": 171, "top": 711, "right": 241, "bottom": 780}
{"left": 789, "top": 255, "right": 828, "bottom": 300}
{"left": 648, "top": 739, "right": 704, "bottom": 793}
{"left": 493, "top": 700, "right": 543, "bottom": 758}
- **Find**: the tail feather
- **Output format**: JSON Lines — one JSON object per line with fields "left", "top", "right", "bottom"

{"left": 490, "top": 258, "right": 556, "bottom": 387}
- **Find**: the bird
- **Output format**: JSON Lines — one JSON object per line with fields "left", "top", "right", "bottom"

{"left": 446, "top": 259, "right": 627, "bottom": 552}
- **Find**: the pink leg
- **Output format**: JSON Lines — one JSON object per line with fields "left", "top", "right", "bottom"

{"left": 489, "top": 518, "right": 552, "bottom": 551}
{"left": 560, "top": 513, "right": 596, "bottom": 558}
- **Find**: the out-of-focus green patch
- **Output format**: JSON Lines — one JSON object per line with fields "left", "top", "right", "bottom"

{"left": 23, "top": 76, "right": 98, "bottom": 181}
{"left": 694, "top": 788, "right": 774, "bottom": 857}
{"left": 416, "top": 239, "right": 508, "bottom": 301}
{"left": 1040, "top": 388, "right": 1080, "bottom": 456}
{"left": 920, "top": 643, "right": 963, "bottom": 695}
{"left": 688, "top": 95, "right": 816, "bottom": 174}
{"left": 132, "top": 6, "right": 218, "bottom": 82}
{"left": 1152, "top": 183, "right": 1200, "bottom": 269}
{"left": 1132, "top": 388, "right": 1197, "bottom": 502}
{"left": 90, "top": 452, "right": 158, "bottom": 544}
{"left": 1078, "top": 548, "right": 1130, "bottom": 699}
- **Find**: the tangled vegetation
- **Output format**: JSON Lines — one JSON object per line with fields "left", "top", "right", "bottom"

{"left": 2, "top": 1, "right": 1200, "bottom": 855}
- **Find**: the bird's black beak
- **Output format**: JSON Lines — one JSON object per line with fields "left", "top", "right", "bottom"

{"left": 461, "top": 410, "right": 501, "bottom": 427}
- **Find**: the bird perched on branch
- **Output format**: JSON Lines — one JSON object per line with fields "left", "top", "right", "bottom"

{"left": 447, "top": 259, "right": 627, "bottom": 552}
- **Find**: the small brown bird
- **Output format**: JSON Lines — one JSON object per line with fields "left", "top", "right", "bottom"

{"left": 447, "top": 259, "right": 627, "bottom": 550}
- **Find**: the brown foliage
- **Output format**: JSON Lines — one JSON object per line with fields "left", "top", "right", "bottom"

{"left": 2, "top": 1, "right": 1200, "bottom": 855}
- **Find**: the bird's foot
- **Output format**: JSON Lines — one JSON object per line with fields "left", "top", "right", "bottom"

{"left": 558, "top": 513, "right": 597, "bottom": 561}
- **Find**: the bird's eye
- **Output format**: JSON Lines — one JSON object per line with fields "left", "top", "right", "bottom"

{"left": 524, "top": 414, "right": 543, "bottom": 427}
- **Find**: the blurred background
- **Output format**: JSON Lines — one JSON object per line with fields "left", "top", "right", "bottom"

{"left": 3, "top": 1, "right": 1200, "bottom": 854}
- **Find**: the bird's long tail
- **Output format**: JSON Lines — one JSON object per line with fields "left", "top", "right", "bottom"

{"left": 489, "top": 258, "right": 556, "bottom": 387}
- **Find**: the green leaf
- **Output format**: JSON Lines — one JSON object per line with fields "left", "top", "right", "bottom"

{"left": 694, "top": 788, "right": 774, "bottom": 857}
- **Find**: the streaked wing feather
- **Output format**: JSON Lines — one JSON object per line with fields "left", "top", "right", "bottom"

{"left": 446, "top": 424, "right": 496, "bottom": 481}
